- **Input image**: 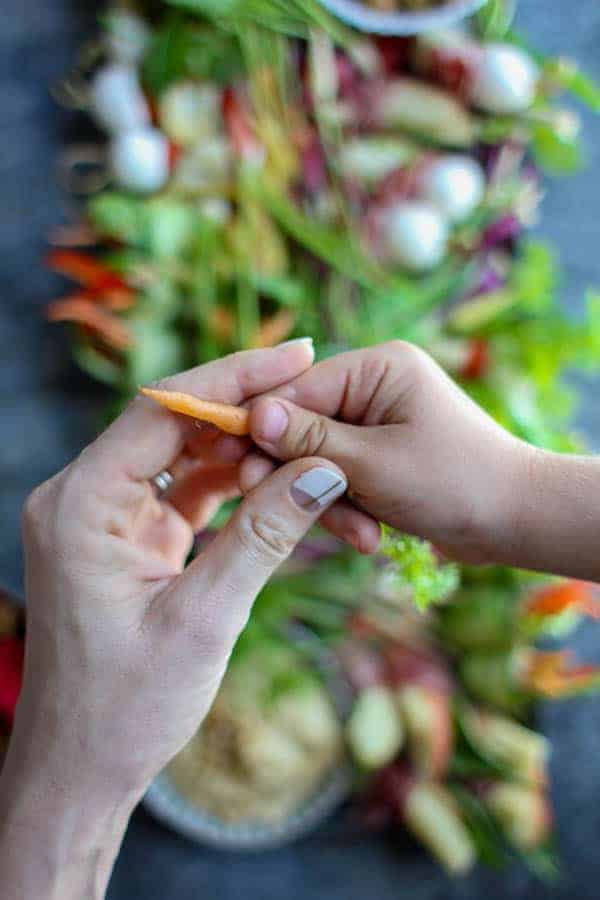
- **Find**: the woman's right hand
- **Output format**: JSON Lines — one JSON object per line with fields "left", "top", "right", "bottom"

{"left": 248, "top": 342, "right": 530, "bottom": 566}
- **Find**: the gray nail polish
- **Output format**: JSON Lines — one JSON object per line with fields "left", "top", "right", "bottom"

{"left": 291, "top": 467, "right": 347, "bottom": 512}
{"left": 278, "top": 337, "right": 314, "bottom": 350}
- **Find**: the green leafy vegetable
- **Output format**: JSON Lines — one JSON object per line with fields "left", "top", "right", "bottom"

{"left": 381, "top": 528, "right": 459, "bottom": 611}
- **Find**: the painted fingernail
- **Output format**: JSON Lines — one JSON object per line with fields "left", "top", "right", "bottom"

{"left": 278, "top": 337, "right": 314, "bottom": 353}
{"left": 291, "top": 467, "right": 347, "bottom": 512}
{"left": 257, "top": 400, "right": 289, "bottom": 444}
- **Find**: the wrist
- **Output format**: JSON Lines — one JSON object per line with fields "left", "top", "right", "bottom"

{"left": 0, "top": 720, "right": 141, "bottom": 900}
{"left": 493, "top": 443, "right": 600, "bottom": 581}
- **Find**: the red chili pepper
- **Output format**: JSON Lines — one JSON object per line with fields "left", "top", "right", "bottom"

{"left": 0, "top": 637, "right": 24, "bottom": 732}
{"left": 460, "top": 339, "right": 490, "bottom": 381}
{"left": 47, "top": 250, "right": 127, "bottom": 293}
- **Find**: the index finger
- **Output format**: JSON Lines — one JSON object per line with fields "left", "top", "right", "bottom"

{"left": 85, "top": 341, "right": 315, "bottom": 485}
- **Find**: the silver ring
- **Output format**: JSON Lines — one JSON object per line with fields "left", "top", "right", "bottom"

{"left": 152, "top": 470, "right": 174, "bottom": 496}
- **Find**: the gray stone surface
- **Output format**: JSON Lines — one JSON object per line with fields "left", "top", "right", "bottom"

{"left": 1, "top": 2, "right": 600, "bottom": 898}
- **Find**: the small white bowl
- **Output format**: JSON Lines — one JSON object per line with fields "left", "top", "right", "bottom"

{"left": 317, "top": 0, "right": 487, "bottom": 35}
{"left": 144, "top": 764, "right": 352, "bottom": 852}
{"left": 144, "top": 627, "right": 355, "bottom": 851}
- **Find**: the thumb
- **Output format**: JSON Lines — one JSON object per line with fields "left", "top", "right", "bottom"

{"left": 251, "top": 397, "right": 376, "bottom": 485}
{"left": 163, "top": 457, "right": 347, "bottom": 657}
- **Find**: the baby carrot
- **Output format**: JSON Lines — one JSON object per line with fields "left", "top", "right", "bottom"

{"left": 140, "top": 387, "right": 250, "bottom": 436}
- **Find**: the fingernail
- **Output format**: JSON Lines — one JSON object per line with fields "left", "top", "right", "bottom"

{"left": 279, "top": 337, "right": 314, "bottom": 353}
{"left": 257, "top": 400, "right": 289, "bottom": 444}
{"left": 291, "top": 467, "right": 347, "bottom": 512}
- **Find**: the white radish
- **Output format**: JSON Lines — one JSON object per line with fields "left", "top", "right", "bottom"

{"left": 339, "top": 137, "right": 415, "bottom": 185}
{"left": 90, "top": 63, "right": 150, "bottom": 135}
{"left": 384, "top": 202, "right": 449, "bottom": 272}
{"left": 420, "top": 155, "right": 485, "bottom": 223}
{"left": 158, "top": 82, "right": 222, "bottom": 147}
{"left": 471, "top": 43, "right": 539, "bottom": 115}
{"left": 346, "top": 686, "right": 404, "bottom": 769}
{"left": 105, "top": 10, "right": 151, "bottom": 64}
{"left": 110, "top": 127, "right": 170, "bottom": 193}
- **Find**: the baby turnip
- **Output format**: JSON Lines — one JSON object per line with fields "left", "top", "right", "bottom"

{"left": 158, "top": 82, "right": 222, "bottom": 148}
{"left": 110, "top": 127, "right": 170, "bottom": 193}
{"left": 384, "top": 202, "right": 449, "bottom": 272}
{"left": 471, "top": 43, "right": 539, "bottom": 115}
{"left": 90, "top": 63, "right": 150, "bottom": 135}
{"left": 420, "top": 155, "right": 485, "bottom": 224}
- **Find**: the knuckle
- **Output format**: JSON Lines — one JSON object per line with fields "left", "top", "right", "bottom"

{"left": 294, "top": 416, "right": 329, "bottom": 458}
{"left": 238, "top": 511, "right": 296, "bottom": 562}
{"left": 21, "top": 474, "right": 61, "bottom": 539}
{"left": 381, "top": 339, "right": 427, "bottom": 371}
{"left": 22, "top": 486, "right": 47, "bottom": 534}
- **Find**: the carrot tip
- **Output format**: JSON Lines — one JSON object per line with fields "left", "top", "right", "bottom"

{"left": 140, "top": 387, "right": 251, "bottom": 437}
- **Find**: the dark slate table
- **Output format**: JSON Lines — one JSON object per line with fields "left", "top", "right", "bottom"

{"left": 2, "top": 2, "right": 600, "bottom": 898}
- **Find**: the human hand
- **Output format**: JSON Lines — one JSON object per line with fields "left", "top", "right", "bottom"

{"left": 248, "top": 342, "right": 529, "bottom": 566}
{"left": 0, "top": 342, "right": 349, "bottom": 899}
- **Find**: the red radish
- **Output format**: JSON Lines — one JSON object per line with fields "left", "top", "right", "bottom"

{"left": 397, "top": 684, "right": 453, "bottom": 779}
{"left": 384, "top": 643, "right": 453, "bottom": 695}
{"left": 414, "top": 30, "right": 481, "bottom": 100}
{"left": 339, "top": 640, "right": 387, "bottom": 691}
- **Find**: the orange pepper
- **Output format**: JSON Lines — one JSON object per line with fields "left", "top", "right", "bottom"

{"left": 525, "top": 580, "right": 600, "bottom": 620}
{"left": 524, "top": 650, "right": 600, "bottom": 698}
{"left": 250, "top": 310, "right": 297, "bottom": 349}
{"left": 140, "top": 388, "right": 250, "bottom": 437}
{"left": 47, "top": 298, "right": 133, "bottom": 351}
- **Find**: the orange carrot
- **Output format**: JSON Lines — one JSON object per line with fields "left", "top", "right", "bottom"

{"left": 250, "top": 309, "right": 297, "bottom": 349}
{"left": 525, "top": 581, "right": 600, "bottom": 620}
{"left": 140, "top": 388, "right": 250, "bottom": 436}
{"left": 47, "top": 298, "right": 132, "bottom": 351}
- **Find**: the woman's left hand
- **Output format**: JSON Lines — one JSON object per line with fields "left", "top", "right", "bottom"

{"left": 0, "top": 342, "right": 348, "bottom": 899}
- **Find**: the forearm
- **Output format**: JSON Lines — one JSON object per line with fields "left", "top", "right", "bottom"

{"left": 498, "top": 447, "right": 600, "bottom": 582}
{"left": 0, "top": 718, "right": 139, "bottom": 900}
